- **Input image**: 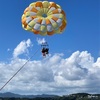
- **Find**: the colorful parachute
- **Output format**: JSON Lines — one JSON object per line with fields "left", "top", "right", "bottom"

{"left": 21, "top": 1, "right": 67, "bottom": 36}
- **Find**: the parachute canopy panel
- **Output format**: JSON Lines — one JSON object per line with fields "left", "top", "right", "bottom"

{"left": 21, "top": 1, "right": 67, "bottom": 36}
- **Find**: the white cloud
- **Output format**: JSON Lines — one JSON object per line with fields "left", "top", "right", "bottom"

{"left": 37, "top": 38, "right": 46, "bottom": 45}
{"left": 13, "top": 39, "right": 32, "bottom": 58}
{"left": 7, "top": 48, "right": 10, "bottom": 52}
{"left": 0, "top": 50, "right": 100, "bottom": 95}
{"left": 93, "top": 57, "right": 100, "bottom": 68}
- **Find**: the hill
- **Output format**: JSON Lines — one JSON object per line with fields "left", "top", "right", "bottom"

{"left": 0, "top": 92, "right": 100, "bottom": 100}
{"left": 0, "top": 92, "right": 58, "bottom": 98}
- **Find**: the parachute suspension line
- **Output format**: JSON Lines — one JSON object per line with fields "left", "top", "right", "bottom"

{"left": 45, "top": 35, "right": 49, "bottom": 43}
{"left": 0, "top": 48, "right": 40, "bottom": 91}
{"left": 45, "top": 35, "right": 50, "bottom": 47}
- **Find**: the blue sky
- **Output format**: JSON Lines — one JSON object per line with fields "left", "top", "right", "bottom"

{"left": 0, "top": 0, "right": 99, "bottom": 60}
{"left": 0, "top": 0, "right": 100, "bottom": 95}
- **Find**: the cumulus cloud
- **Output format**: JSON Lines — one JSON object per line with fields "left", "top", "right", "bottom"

{"left": 37, "top": 38, "right": 46, "bottom": 45}
{"left": 0, "top": 50, "right": 100, "bottom": 95}
{"left": 7, "top": 48, "right": 11, "bottom": 52}
{"left": 13, "top": 39, "right": 32, "bottom": 58}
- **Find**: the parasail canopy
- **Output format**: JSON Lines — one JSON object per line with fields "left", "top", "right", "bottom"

{"left": 21, "top": 1, "right": 67, "bottom": 36}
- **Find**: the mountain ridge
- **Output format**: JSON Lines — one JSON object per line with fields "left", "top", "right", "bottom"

{"left": 0, "top": 92, "right": 100, "bottom": 100}
{"left": 0, "top": 92, "right": 58, "bottom": 98}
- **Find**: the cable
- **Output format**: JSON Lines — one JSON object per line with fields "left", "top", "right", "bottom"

{"left": 0, "top": 48, "right": 40, "bottom": 91}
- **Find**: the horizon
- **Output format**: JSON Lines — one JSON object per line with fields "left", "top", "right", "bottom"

{"left": 0, "top": 92, "right": 99, "bottom": 96}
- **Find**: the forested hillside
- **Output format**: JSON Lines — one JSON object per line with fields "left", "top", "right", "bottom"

{"left": 0, "top": 93, "right": 100, "bottom": 100}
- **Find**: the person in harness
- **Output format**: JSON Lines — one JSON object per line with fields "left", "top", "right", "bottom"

{"left": 41, "top": 42, "right": 49, "bottom": 57}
